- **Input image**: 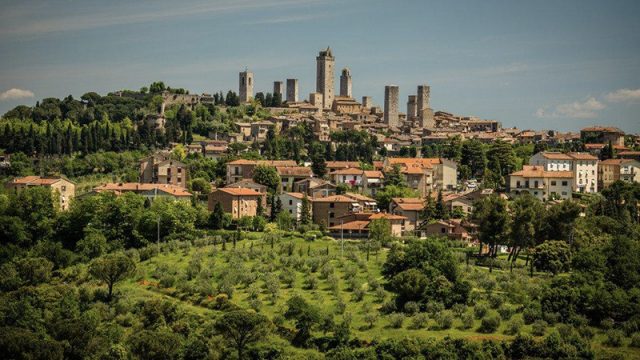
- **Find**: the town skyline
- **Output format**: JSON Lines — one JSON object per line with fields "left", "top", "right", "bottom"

{"left": 1, "top": 0, "right": 639, "bottom": 132}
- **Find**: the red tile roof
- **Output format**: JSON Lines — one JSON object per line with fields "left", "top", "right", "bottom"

{"left": 94, "top": 183, "right": 192, "bottom": 197}
{"left": 217, "top": 187, "right": 263, "bottom": 196}
{"left": 510, "top": 166, "right": 573, "bottom": 178}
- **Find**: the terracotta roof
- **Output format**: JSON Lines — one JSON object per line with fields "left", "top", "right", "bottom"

{"left": 329, "top": 168, "right": 363, "bottom": 176}
{"left": 538, "top": 152, "right": 572, "bottom": 160}
{"left": 368, "top": 213, "right": 407, "bottom": 220}
{"left": 325, "top": 161, "right": 361, "bottom": 169}
{"left": 217, "top": 187, "right": 263, "bottom": 196}
{"left": 392, "top": 197, "right": 424, "bottom": 211}
{"left": 9, "top": 176, "right": 69, "bottom": 185}
{"left": 510, "top": 166, "right": 573, "bottom": 179}
{"left": 94, "top": 183, "right": 192, "bottom": 197}
{"left": 312, "top": 195, "right": 358, "bottom": 203}
{"left": 581, "top": 126, "right": 624, "bottom": 133}
{"left": 328, "top": 221, "right": 370, "bottom": 231}
{"left": 619, "top": 151, "right": 640, "bottom": 156}
{"left": 226, "top": 179, "right": 266, "bottom": 188}
{"left": 363, "top": 170, "right": 384, "bottom": 178}
{"left": 227, "top": 159, "right": 298, "bottom": 167}
{"left": 344, "top": 192, "right": 376, "bottom": 202}
{"left": 283, "top": 192, "right": 305, "bottom": 200}
{"left": 567, "top": 152, "right": 598, "bottom": 160}
{"left": 276, "top": 166, "right": 313, "bottom": 177}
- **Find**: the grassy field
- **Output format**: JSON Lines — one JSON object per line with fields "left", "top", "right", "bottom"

{"left": 114, "top": 232, "right": 639, "bottom": 358}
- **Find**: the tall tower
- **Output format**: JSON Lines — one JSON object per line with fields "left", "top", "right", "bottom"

{"left": 273, "top": 81, "right": 284, "bottom": 96}
{"left": 316, "top": 47, "right": 335, "bottom": 109}
{"left": 361, "top": 96, "right": 372, "bottom": 109}
{"left": 239, "top": 70, "right": 253, "bottom": 103}
{"left": 407, "top": 95, "right": 417, "bottom": 120}
{"left": 286, "top": 79, "right": 298, "bottom": 102}
{"left": 340, "top": 68, "right": 352, "bottom": 98}
{"left": 417, "top": 84, "right": 434, "bottom": 128}
{"left": 384, "top": 85, "right": 399, "bottom": 128}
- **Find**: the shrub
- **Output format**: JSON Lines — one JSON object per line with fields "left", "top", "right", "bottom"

{"left": 388, "top": 313, "right": 405, "bottom": 329}
{"left": 603, "top": 329, "right": 624, "bottom": 347}
{"left": 380, "top": 300, "right": 397, "bottom": 314}
{"left": 478, "top": 312, "right": 501, "bottom": 333}
{"left": 404, "top": 301, "right": 420, "bottom": 315}
{"left": 522, "top": 305, "right": 541, "bottom": 325}
{"left": 630, "top": 333, "right": 640, "bottom": 348}
{"left": 410, "top": 313, "right": 429, "bottom": 329}
{"left": 504, "top": 318, "right": 523, "bottom": 335}
{"left": 542, "top": 312, "right": 560, "bottom": 325}
{"left": 364, "top": 312, "right": 378, "bottom": 329}
{"left": 425, "top": 301, "right": 445, "bottom": 316}
{"left": 487, "top": 294, "right": 504, "bottom": 309}
{"left": 435, "top": 310, "right": 454, "bottom": 330}
{"left": 304, "top": 273, "right": 318, "bottom": 290}
{"left": 601, "top": 318, "right": 615, "bottom": 330}
{"left": 474, "top": 303, "right": 488, "bottom": 319}
{"left": 451, "top": 303, "right": 467, "bottom": 318}
{"left": 498, "top": 304, "right": 515, "bottom": 320}
{"left": 352, "top": 287, "right": 365, "bottom": 302}
{"left": 375, "top": 287, "right": 386, "bottom": 303}
{"left": 460, "top": 312, "right": 474, "bottom": 330}
{"left": 531, "top": 320, "right": 547, "bottom": 336}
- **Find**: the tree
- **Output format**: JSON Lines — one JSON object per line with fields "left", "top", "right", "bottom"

{"left": 533, "top": 240, "right": 571, "bottom": 275}
{"left": 88, "top": 252, "right": 136, "bottom": 300}
{"left": 472, "top": 195, "right": 510, "bottom": 272}
{"left": 214, "top": 310, "right": 271, "bottom": 359}
{"left": 209, "top": 202, "right": 226, "bottom": 230}
{"left": 190, "top": 178, "right": 212, "bottom": 195}
{"left": 509, "top": 193, "right": 545, "bottom": 269}
{"left": 385, "top": 165, "right": 406, "bottom": 187}
{"left": 252, "top": 165, "right": 281, "bottom": 193}
{"left": 368, "top": 218, "right": 391, "bottom": 261}
{"left": 461, "top": 139, "right": 486, "bottom": 180}
{"left": 375, "top": 184, "right": 417, "bottom": 212}
{"left": 285, "top": 295, "right": 322, "bottom": 347}
{"left": 300, "top": 194, "right": 311, "bottom": 225}
{"left": 435, "top": 190, "right": 450, "bottom": 220}
{"left": 128, "top": 329, "right": 182, "bottom": 360}
{"left": 542, "top": 200, "right": 581, "bottom": 243}
{"left": 276, "top": 211, "right": 293, "bottom": 231}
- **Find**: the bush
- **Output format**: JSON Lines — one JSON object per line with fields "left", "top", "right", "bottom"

{"left": 522, "top": 305, "right": 541, "bottom": 325}
{"left": 478, "top": 312, "right": 501, "bottom": 333}
{"left": 474, "top": 303, "right": 488, "bottom": 319}
{"left": 352, "top": 287, "right": 365, "bottom": 302}
{"left": 601, "top": 318, "right": 615, "bottom": 330}
{"left": 603, "top": 329, "right": 624, "bottom": 347}
{"left": 410, "top": 313, "right": 429, "bottom": 329}
{"left": 630, "top": 333, "right": 640, "bottom": 348}
{"left": 504, "top": 318, "right": 523, "bottom": 335}
{"left": 451, "top": 303, "right": 467, "bottom": 318}
{"left": 498, "top": 304, "right": 515, "bottom": 320}
{"left": 425, "top": 301, "right": 445, "bottom": 316}
{"left": 460, "top": 312, "right": 474, "bottom": 330}
{"left": 434, "top": 310, "right": 454, "bottom": 330}
{"left": 364, "top": 312, "right": 378, "bottom": 329}
{"left": 531, "top": 320, "right": 547, "bottom": 336}
{"left": 388, "top": 313, "right": 405, "bottom": 329}
{"left": 487, "top": 294, "right": 504, "bottom": 309}
{"left": 403, "top": 301, "right": 420, "bottom": 315}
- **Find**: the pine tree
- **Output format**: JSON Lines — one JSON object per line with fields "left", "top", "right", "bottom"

{"left": 300, "top": 194, "right": 311, "bottom": 225}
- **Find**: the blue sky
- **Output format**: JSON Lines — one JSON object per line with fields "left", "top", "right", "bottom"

{"left": 0, "top": 0, "right": 639, "bottom": 132}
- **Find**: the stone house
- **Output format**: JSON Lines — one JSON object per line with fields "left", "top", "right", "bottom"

{"left": 293, "top": 178, "right": 336, "bottom": 198}
{"left": 389, "top": 197, "right": 424, "bottom": 235}
{"left": 139, "top": 154, "right": 188, "bottom": 188}
{"left": 5, "top": 176, "right": 76, "bottom": 210}
{"left": 327, "top": 212, "right": 407, "bottom": 238}
{"left": 226, "top": 159, "right": 297, "bottom": 184}
{"left": 508, "top": 165, "right": 573, "bottom": 201}
{"left": 92, "top": 183, "right": 192, "bottom": 202}
{"left": 598, "top": 159, "right": 640, "bottom": 189}
{"left": 278, "top": 192, "right": 308, "bottom": 222}
{"left": 208, "top": 187, "right": 266, "bottom": 219}
{"left": 276, "top": 166, "right": 313, "bottom": 191}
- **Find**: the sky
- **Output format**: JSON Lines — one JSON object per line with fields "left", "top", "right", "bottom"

{"left": 0, "top": 0, "right": 639, "bottom": 133}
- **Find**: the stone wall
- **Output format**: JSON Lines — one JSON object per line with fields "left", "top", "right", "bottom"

{"left": 384, "top": 85, "right": 399, "bottom": 127}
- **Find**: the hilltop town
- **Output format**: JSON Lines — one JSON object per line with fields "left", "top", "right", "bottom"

{"left": 1, "top": 47, "right": 640, "bottom": 359}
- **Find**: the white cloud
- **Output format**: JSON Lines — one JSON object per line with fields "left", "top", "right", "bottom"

{"left": 605, "top": 88, "right": 640, "bottom": 103}
{"left": 0, "top": 88, "right": 34, "bottom": 101}
{"left": 536, "top": 97, "right": 606, "bottom": 119}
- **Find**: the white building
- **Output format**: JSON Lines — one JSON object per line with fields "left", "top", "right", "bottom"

{"left": 529, "top": 152, "right": 598, "bottom": 193}
{"left": 278, "top": 192, "right": 306, "bottom": 221}
{"left": 509, "top": 165, "right": 573, "bottom": 201}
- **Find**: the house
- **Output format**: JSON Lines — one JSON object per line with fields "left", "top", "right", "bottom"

{"left": 226, "top": 159, "right": 297, "bottom": 184}
{"left": 389, "top": 197, "right": 424, "bottom": 234}
{"left": 225, "top": 179, "right": 267, "bottom": 194}
{"left": 325, "top": 161, "right": 361, "bottom": 173}
{"left": 92, "top": 183, "right": 192, "bottom": 201}
{"left": 250, "top": 121, "right": 276, "bottom": 141}
{"left": 362, "top": 170, "right": 384, "bottom": 196}
{"left": 312, "top": 195, "right": 360, "bottom": 228}
{"left": 508, "top": 165, "right": 573, "bottom": 201}
{"left": 139, "top": 154, "right": 188, "bottom": 188}
{"left": 293, "top": 178, "right": 337, "bottom": 198}
{"left": 327, "top": 212, "right": 407, "bottom": 238}
{"left": 581, "top": 126, "right": 625, "bottom": 147}
{"left": 276, "top": 166, "right": 313, "bottom": 191}
{"left": 598, "top": 159, "right": 640, "bottom": 189}
{"left": 5, "top": 176, "right": 76, "bottom": 210}
{"left": 420, "top": 219, "right": 476, "bottom": 241}
{"left": 208, "top": 187, "right": 266, "bottom": 219}
{"left": 278, "top": 192, "right": 308, "bottom": 222}
{"left": 529, "top": 151, "right": 598, "bottom": 193}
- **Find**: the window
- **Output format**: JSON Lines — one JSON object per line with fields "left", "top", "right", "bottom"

{"left": 61, "top": 186, "right": 66, "bottom": 191}
{"left": 562, "top": 181, "right": 568, "bottom": 186}
{"left": 441, "top": 227, "right": 446, "bottom": 234}
{"left": 178, "top": 168, "right": 182, "bottom": 173}
{"left": 329, "top": 212, "right": 334, "bottom": 218}
{"left": 516, "top": 181, "right": 521, "bottom": 188}
{"left": 177, "top": 178, "right": 181, "bottom": 183}
{"left": 551, "top": 181, "right": 556, "bottom": 186}
{"left": 289, "top": 200, "right": 293, "bottom": 205}
{"left": 330, "top": 203, "right": 335, "bottom": 208}
{"left": 534, "top": 180, "right": 539, "bottom": 188}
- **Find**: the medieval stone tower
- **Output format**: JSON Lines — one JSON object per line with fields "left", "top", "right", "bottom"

{"left": 273, "top": 81, "right": 284, "bottom": 96}
{"left": 417, "top": 84, "right": 434, "bottom": 128}
{"left": 340, "top": 68, "right": 352, "bottom": 98}
{"left": 239, "top": 70, "right": 254, "bottom": 103}
{"left": 286, "top": 79, "right": 298, "bottom": 102}
{"left": 407, "top": 95, "right": 417, "bottom": 120}
{"left": 316, "top": 47, "right": 335, "bottom": 109}
{"left": 384, "top": 85, "right": 400, "bottom": 128}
